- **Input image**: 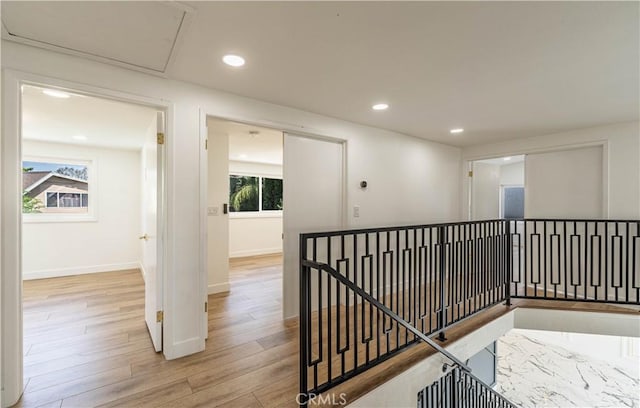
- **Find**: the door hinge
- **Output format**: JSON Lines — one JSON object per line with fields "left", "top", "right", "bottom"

{"left": 468, "top": 170, "right": 473, "bottom": 177}
{"left": 204, "top": 302, "right": 208, "bottom": 313}
{"left": 157, "top": 132, "right": 165, "bottom": 145}
{"left": 156, "top": 310, "right": 164, "bottom": 322}
{"left": 205, "top": 139, "right": 208, "bottom": 150}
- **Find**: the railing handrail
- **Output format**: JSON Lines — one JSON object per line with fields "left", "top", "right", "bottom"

{"left": 301, "top": 259, "right": 472, "bottom": 373}
{"left": 300, "top": 217, "right": 640, "bottom": 238}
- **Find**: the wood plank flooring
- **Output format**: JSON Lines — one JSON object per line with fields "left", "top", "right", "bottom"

{"left": 15, "top": 255, "right": 638, "bottom": 408}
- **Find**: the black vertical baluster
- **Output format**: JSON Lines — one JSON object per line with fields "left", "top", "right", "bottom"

{"left": 327, "top": 237, "right": 332, "bottom": 383}
{"left": 438, "top": 225, "right": 447, "bottom": 340}
{"left": 524, "top": 220, "right": 528, "bottom": 298}
{"left": 596, "top": 221, "right": 613, "bottom": 300}
{"left": 338, "top": 235, "right": 345, "bottom": 377}
{"left": 505, "top": 220, "right": 512, "bottom": 306}
{"left": 543, "top": 221, "right": 548, "bottom": 299}
{"left": 625, "top": 222, "right": 630, "bottom": 303}
{"left": 376, "top": 231, "right": 381, "bottom": 360}
{"left": 299, "top": 235, "right": 308, "bottom": 406}
{"left": 396, "top": 229, "right": 401, "bottom": 348}
{"left": 313, "top": 237, "right": 320, "bottom": 391}
{"left": 563, "top": 221, "right": 568, "bottom": 300}
{"left": 353, "top": 233, "right": 358, "bottom": 371}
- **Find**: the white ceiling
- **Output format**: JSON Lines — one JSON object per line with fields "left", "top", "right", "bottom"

{"left": 22, "top": 85, "right": 157, "bottom": 150}
{"left": 1, "top": 1, "right": 187, "bottom": 73}
{"left": 208, "top": 118, "right": 283, "bottom": 165}
{"left": 4, "top": 2, "right": 639, "bottom": 147}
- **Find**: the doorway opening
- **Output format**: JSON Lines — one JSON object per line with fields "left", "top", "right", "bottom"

{"left": 470, "top": 155, "right": 525, "bottom": 220}
{"left": 206, "top": 117, "right": 284, "bottom": 322}
{"left": 20, "top": 84, "right": 166, "bottom": 402}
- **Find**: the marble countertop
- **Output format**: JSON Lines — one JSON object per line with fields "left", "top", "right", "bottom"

{"left": 496, "top": 329, "right": 639, "bottom": 408}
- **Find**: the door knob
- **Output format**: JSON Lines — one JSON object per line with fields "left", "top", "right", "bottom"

{"left": 139, "top": 234, "right": 149, "bottom": 241}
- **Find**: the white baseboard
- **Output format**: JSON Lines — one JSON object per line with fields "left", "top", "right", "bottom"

{"left": 23, "top": 262, "right": 141, "bottom": 280}
{"left": 208, "top": 282, "right": 230, "bottom": 294}
{"left": 229, "top": 248, "right": 282, "bottom": 258}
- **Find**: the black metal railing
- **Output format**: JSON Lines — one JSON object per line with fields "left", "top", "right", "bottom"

{"left": 418, "top": 365, "right": 517, "bottom": 408}
{"left": 299, "top": 220, "right": 511, "bottom": 402}
{"left": 299, "top": 218, "right": 639, "bottom": 406}
{"left": 509, "top": 219, "right": 639, "bottom": 304}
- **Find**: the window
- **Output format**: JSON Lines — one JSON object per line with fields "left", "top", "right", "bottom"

{"left": 501, "top": 186, "right": 524, "bottom": 219}
{"left": 262, "top": 177, "right": 283, "bottom": 211}
{"left": 22, "top": 158, "right": 94, "bottom": 220}
{"left": 229, "top": 174, "right": 283, "bottom": 213}
{"left": 46, "top": 192, "right": 89, "bottom": 208}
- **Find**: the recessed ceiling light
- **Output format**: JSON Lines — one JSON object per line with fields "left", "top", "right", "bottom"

{"left": 42, "top": 89, "right": 71, "bottom": 98}
{"left": 239, "top": 154, "right": 248, "bottom": 159}
{"left": 72, "top": 135, "right": 87, "bottom": 141}
{"left": 372, "top": 103, "right": 389, "bottom": 111}
{"left": 449, "top": 128, "right": 464, "bottom": 134}
{"left": 222, "top": 54, "right": 245, "bottom": 67}
{"left": 503, "top": 157, "right": 512, "bottom": 161}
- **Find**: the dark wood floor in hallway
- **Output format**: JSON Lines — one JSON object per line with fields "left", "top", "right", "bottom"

{"left": 16, "top": 254, "right": 300, "bottom": 408}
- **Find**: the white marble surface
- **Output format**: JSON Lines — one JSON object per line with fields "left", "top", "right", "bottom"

{"left": 496, "top": 329, "right": 639, "bottom": 407}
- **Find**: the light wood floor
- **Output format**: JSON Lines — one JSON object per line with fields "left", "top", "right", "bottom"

{"left": 17, "top": 255, "right": 296, "bottom": 408}
{"left": 16, "top": 255, "right": 638, "bottom": 408}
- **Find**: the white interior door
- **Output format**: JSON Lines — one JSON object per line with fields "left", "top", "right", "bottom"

{"left": 142, "top": 112, "right": 163, "bottom": 352}
{"left": 471, "top": 162, "right": 501, "bottom": 220}
{"left": 282, "top": 133, "right": 344, "bottom": 318}
{"left": 525, "top": 146, "right": 603, "bottom": 218}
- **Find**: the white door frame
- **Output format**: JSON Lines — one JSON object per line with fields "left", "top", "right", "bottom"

{"left": 0, "top": 69, "right": 172, "bottom": 407}
{"left": 199, "top": 113, "right": 347, "bottom": 321}
{"left": 463, "top": 140, "right": 609, "bottom": 221}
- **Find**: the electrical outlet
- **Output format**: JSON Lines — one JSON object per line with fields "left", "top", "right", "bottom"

{"left": 353, "top": 205, "right": 360, "bottom": 218}
{"left": 208, "top": 206, "right": 219, "bottom": 216}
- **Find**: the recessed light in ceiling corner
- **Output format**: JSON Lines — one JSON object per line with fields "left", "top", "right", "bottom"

{"left": 449, "top": 128, "right": 464, "bottom": 134}
{"left": 222, "top": 54, "right": 246, "bottom": 67}
{"left": 72, "top": 135, "right": 87, "bottom": 141}
{"left": 503, "top": 157, "right": 512, "bottom": 161}
{"left": 239, "top": 153, "right": 248, "bottom": 159}
{"left": 372, "top": 103, "right": 389, "bottom": 111}
{"left": 42, "top": 89, "right": 71, "bottom": 98}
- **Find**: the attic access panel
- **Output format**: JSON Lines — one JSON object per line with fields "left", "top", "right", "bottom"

{"left": 1, "top": 1, "right": 187, "bottom": 73}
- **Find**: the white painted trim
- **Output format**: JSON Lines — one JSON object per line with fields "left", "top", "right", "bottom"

{"left": 514, "top": 308, "right": 640, "bottom": 338}
{"left": 23, "top": 262, "right": 141, "bottom": 280}
{"left": 229, "top": 248, "right": 282, "bottom": 258}
{"left": 1, "top": 69, "right": 173, "bottom": 407}
{"left": 208, "top": 282, "right": 230, "bottom": 294}
{"left": 199, "top": 109, "right": 208, "bottom": 341}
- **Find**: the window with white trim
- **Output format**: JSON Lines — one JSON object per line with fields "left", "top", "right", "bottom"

{"left": 22, "top": 158, "right": 94, "bottom": 220}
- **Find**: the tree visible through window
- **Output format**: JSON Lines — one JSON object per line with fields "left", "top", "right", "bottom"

{"left": 229, "top": 174, "right": 283, "bottom": 212}
{"left": 262, "top": 178, "right": 283, "bottom": 210}
{"left": 229, "top": 175, "right": 259, "bottom": 212}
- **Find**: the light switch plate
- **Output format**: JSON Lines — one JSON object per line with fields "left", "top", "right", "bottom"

{"left": 207, "top": 206, "right": 219, "bottom": 216}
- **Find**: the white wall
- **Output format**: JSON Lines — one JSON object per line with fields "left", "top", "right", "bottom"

{"left": 1, "top": 40, "right": 462, "bottom": 390}
{"left": 229, "top": 160, "right": 283, "bottom": 258}
{"left": 22, "top": 140, "right": 140, "bottom": 279}
{"left": 462, "top": 122, "right": 640, "bottom": 219}
{"left": 525, "top": 146, "right": 603, "bottom": 218}
{"left": 500, "top": 161, "right": 524, "bottom": 185}
{"left": 207, "top": 125, "right": 229, "bottom": 294}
